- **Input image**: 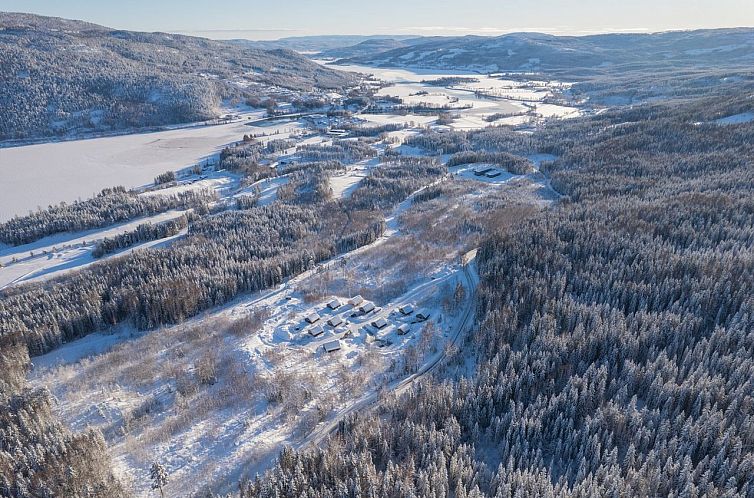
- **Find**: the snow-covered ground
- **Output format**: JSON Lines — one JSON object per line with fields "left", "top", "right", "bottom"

{"left": 715, "top": 112, "right": 754, "bottom": 125}
{"left": 12, "top": 60, "right": 576, "bottom": 497}
{"left": 330, "top": 62, "right": 583, "bottom": 131}
{"left": 0, "top": 210, "right": 188, "bottom": 288}
{"left": 30, "top": 209, "right": 473, "bottom": 496}
{"left": 234, "top": 175, "right": 291, "bottom": 206}
{"left": 0, "top": 114, "right": 301, "bottom": 222}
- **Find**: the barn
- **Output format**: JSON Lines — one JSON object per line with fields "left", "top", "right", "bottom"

{"left": 415, "top": 311, "right": 431, "bottom": 322}
{"left": 397, "top": 324, "right": 411, "bottom": 335}
{"left": 305, "top": 312, "right": 321, "bottom": 324}
{"left": 327, "top": 299, "right": 342, "bottom": 310}
{"left": 372, "top": 317, "right": 389, "bottom": 329}
{"left": 348, "top": 295, "right": 364, "bottom": 307}
{"left": 327, "top": 316, "right": 344, "bottom": 327}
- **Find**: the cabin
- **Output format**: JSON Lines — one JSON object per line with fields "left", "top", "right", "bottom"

{"left": 327, "top": 298, "right": 342, "bottom": 310}
{"left": 308, "top": 325, "right": 324, "bottom": 337}
{"left": 397, "top": 324, "right": 411, "bottom": 335}
{"left": 327, "top": 316, "right": 344, "bottom": 327}
{"left": 398, "top": 304, "right": 414, "bottom": 315}
{"left": 327, "top": 129, "right": 349, "bottom": 138}
{"left": 359, "top": 302, "right": 376, "bottom": 314}
{"left": 473, "top": 166, "right": 494, "bottom": 176}
{"left": 372, "top": 317, "right": 389, "bottom": 329}
{"left": 415, "top": 311, "right": 431, "bottom": 322}
{"left": 485, "top": 170, "right": 502, "bottom": 178}
{"left": 305, "top": 312, "right": 321, "bottom": 324}
{"left": 348, "top": 295, "right": 364, "bottom": 307}
{"left": 323, "top": 340, "right": 342, "bottom": 353}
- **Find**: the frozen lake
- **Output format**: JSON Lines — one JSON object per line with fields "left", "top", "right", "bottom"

{"left": 0, "top": 114, "right": 299, "bottom": 221}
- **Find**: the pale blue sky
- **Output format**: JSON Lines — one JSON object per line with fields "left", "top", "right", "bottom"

{"left": 4, "top": 0, "right": 754, "bottom": 39}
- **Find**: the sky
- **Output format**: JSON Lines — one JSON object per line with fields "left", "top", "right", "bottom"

{"left": 3, "top": 0, "right": 754, "bottom": 40}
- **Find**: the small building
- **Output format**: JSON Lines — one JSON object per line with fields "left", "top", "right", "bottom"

{"left": 348, "top": 295, "right": 364, "bottom": 307}
{"left": 474, "top": 166, "right": 494, "bottom": 176}
{"left": 323, "top": 340, "right": 342, "bottom": 353}
{"left": 305, "top": 312, "right": 321, "bottom": 324}
{"left": 327, "top": 298, "right": 342, "bottom": 310}
{"left": 397, "top": 324, "right": 411, "bottom": 335}
{"left": 372, "top": 317, "right": 389, "bottom": 329}
{"left": 359, "top": 302, "right": 376, "bottom": 314}
{"left": 308, "top": 325, "right": 324, "bottom": 337}
{"left": 485, "top": 170, "right": 502, "bottom": 178}
{"left": 327, "top": 316, "right": 344, "bottom": 327}
{"left": 415, "top": 311, "right": 431, "bottom": 322}
{"left": 398, "top": 304, "right": 414, "bottom": 315}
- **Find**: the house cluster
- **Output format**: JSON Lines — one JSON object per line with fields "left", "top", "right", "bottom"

{"left": 299, "top": 295, "right": 432, "bottom": 354}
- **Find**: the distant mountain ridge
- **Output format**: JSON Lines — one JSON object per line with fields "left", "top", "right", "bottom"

{"left": 0, "top": 12, "right": 357, "bottom": 141}
{"left": 229, "top": 35, "right": 420, "bottom": 54}
{"left": 333, "top": 28, "right": 754, "bottom": 75}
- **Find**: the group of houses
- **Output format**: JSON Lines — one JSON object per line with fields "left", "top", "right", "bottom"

{"left": 302, "top": 295, "right": 431, "bottom": 354}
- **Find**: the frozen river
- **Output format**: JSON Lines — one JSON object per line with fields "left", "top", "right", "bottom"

{"left": 0, "top": 114, "right": 298, "bottom": 221}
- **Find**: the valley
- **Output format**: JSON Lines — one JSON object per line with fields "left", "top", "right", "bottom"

{"left": 1, "top": 11, "right": 753, "bottom": 498}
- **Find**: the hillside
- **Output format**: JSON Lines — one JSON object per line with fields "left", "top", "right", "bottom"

{"left": 0, "top": 13, "right": 357, "bottom": 141}
{"left": 230, "top": 34, "right": 419, "bottom": 54}
{"left": 317, "top": 37, "right": 425, "bottom": 60}
{"left": 337, "top": 28, "right": 754, "bottom": 74}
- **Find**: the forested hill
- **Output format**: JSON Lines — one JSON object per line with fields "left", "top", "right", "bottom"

{"left": 243, "top": 87, "right": 754, "bottom": 497}
{"left": 336, "top": 28, "right": 754, "bottom": 74}
{"left": 0, "top": 13, "right": 357, "bottom": 141}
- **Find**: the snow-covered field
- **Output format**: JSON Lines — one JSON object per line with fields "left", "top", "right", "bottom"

{"left": 329, "top": 62, "right": 582, "bottom": 130}
{"left": 0, "top": 114, "right": 301, "bottom": 222}
{"left": 0, "top": 210, "right": 187, "bottom": 288}
{"left": 29, "top": 192, "right": 477, "bottom": 495}
{"left": 11, "top": 60, "right": 575, "bottom": 497}
{"left": 715, "top": 112, "right": 754, "bottom": 125}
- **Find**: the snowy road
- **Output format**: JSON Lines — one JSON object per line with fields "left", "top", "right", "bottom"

{"left": 296, "top": 258, "right": 478, "bottom": 451}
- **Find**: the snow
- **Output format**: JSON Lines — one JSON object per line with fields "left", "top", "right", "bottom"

{"left": 329, "top": 160, "right": 375, "bottom": 199}
{"left": 715, "top": 112, "right": 754, "bottom": 125}
{"left": 449, "top": 163, "right": 518, "bottom": 184}
{"left": 10, "top": 60, "right": 582, "bottom": 496}
{"left": 0, "top": 114, "right": 301, "bottom": 222}
{"left": 0, "top": 210, "right": 188, "bottom": 288}
{"left": 234, "top": 175, "right": 290, "bottom": 206}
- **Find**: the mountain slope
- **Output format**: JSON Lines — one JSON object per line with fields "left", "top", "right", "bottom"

{"left": 230, "top": 35, "right": 420, "bottom": 54}
{"left": 0, "top": 13, "right": 357, "bottom": 141}
{"left": 318, "top": 37, "right": 425, "bottom": 60}
{"left": 338, "top": 28, "right": 754, "bottom": 74}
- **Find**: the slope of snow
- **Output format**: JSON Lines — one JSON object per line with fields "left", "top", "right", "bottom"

{"left": 0, "top": 210, "right": 187, "bottom": 288}
{"left": 715, "top": 112, "right": 754, "bottom": 125}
